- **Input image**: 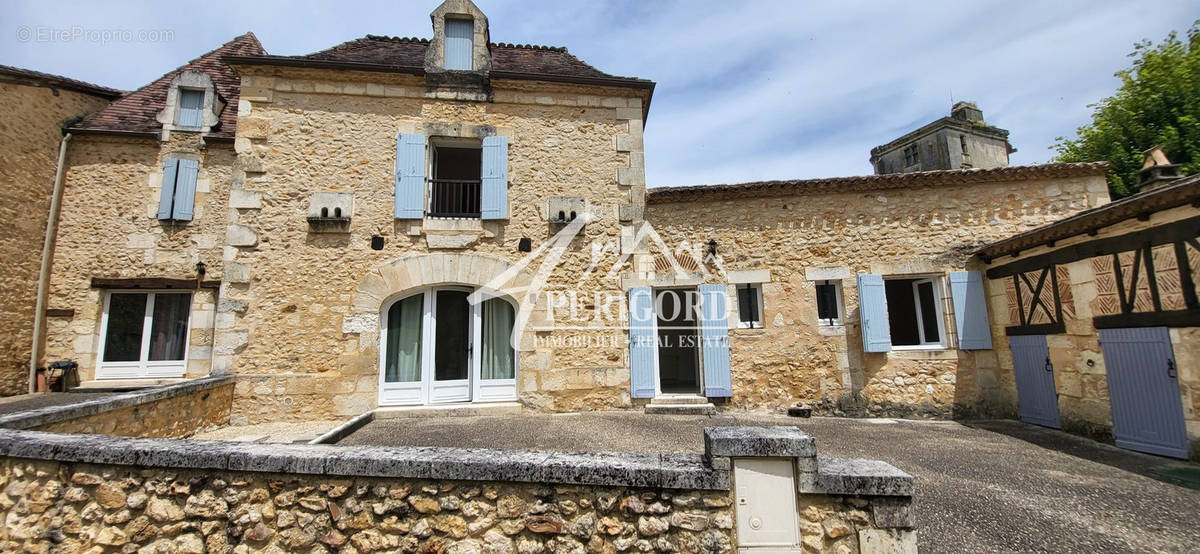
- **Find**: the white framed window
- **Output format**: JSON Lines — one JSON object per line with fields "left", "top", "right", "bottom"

{"left": 379, "top": 287, "right": 518, "bottom": 406}
{"left": 815, "top": 280, "right": 843, "bottom": 326}
{"left": 883, "top": 277, "right": 946, "bottom": 349}
{"left": 427, "top": 138, "right": 483, "bottom": 218}
{"left": 97, "top": 291, "right": 192, "bottom": 379}
{"left": 736, "top": 283, "right": 763, "bottom": 329}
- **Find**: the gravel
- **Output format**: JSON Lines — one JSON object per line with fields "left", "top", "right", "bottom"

{"left": 340, "top": 412, "right": 1200, "bottom": 552}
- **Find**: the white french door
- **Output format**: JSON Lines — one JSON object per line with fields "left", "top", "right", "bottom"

{"left": 96, "top": 291, "right": 192, "bottom": 379}
{"left": 379, "top": 287, "right": 517, "bottom": 406}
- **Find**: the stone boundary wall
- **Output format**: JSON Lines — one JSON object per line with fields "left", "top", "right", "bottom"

{"left": 0, "top": 426, "right": 915, "bottom": 553}
{"left": 0, "top": 376, "right": 233, "bottom": 438}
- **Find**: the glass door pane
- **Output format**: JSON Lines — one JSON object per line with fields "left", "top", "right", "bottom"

{"left": 385, "top": 294, "right": 424, "bottom": 383}
{"left": 481, "top": 298, "right": 515, "bottom": 380}
{"left": 148, "top": 293, "right": 191, "bottom": 361}
{"left": 434, "top": 290, "right": 470, "bottom": 381}
{"left": 103, "top": 294, "right": 147, "bottom": 362}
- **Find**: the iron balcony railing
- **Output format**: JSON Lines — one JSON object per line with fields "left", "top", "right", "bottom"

{"left": 428, "top": 178, "right": 481, "bottom": 218}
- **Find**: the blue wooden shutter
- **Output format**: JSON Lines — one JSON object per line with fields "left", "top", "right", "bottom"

{"left": 950, "top": 270, "right": 993, "bottom": 350}
{"left": 444, "top": 19, "right": 474, "bottom": 70}
{"left": 395, "top": 133, "right": 426, "bottom": 219}
{"left": 857, "top": 273, "right": 892, "bottom": 352}
{"left": 700, "top": 284, "right": 733, "bottom": 398}
{"left": 156, "top": 159, "right": 179, "bottom": 220}
{"left": 177, "top": 89, "right": 204, "bottom": 127}
{"left": 481, "top": 136, "right": 508, "bottom": 220}
{"left": 171, "top": 158, "right": 199, "bottom": 221}
{"left": 628, "top": 286, "right": 656, "bottom": 399}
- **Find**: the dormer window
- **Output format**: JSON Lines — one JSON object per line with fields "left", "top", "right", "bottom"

{"left": 176, "top": 89, "right": 205, "bottom": 128}
{"left": 444, "top": 18, "right": 474, "bottom": 70}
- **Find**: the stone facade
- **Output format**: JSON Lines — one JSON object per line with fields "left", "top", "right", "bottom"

{"left": 981, "top": 202, "right": 1200, "bottom": 458}
{"left": 0, "top": 78, "right": 114, "bottom": 395}
{"left": 645, "top": 169, "right": 1110, "bottom": 417}
{"left": 41, "top": 133, "right": 230, "bottom": 384}
{"left": 214, "top": 67, "right": 649, "bottom": 423}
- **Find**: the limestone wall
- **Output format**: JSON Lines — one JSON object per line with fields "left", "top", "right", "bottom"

{"left": 0, "top": 377, "right": 234, "bottom": 439}
{"left": 0, "top": 425, "right": 916, "bottom": 553}
{"left": 219, "top": 68, "right": 648, "bottom": 422}
{"left": 42, "top": 133, "right": 232, "bottom": 382}
{"left": 982, "top": 204, "right": 1200, "bottom": 456}
{"left": 646, "top": 173, "right": 1109, "bottom": 416}
{"left": 0, "top": 82, "right": 111, "bottom": 395}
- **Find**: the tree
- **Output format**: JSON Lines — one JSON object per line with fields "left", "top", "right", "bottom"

{"left": 1053, "top": 21, "right": 1200, "bottom": 198}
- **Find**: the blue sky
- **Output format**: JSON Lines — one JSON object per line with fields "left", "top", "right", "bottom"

{"left": 3, "top": 1, "right": 1195, "bottom": 187}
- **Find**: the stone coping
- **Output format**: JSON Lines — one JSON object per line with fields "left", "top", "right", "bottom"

{"left": 0, "top": 376, "right": 234, "bottom": 430}
{"left": 0, "top": 429, "right": 731, "bottom": 490}
{"left": 815, "top": 457, "right": 914, "bottom": 497}
{"left": 704, "top": 425, "right": 817, "bottom": 458}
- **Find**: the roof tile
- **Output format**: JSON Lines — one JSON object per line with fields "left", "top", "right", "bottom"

{"left": 67, "top": 33, "right": 265, "bottom": 139}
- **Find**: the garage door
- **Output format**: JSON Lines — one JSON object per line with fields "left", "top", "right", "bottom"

{"left": 1010, "top": 335, "right": 1061, "bottom": 429}
{"left": 1099, "top": 327, "right": 1189, "bottom": 459}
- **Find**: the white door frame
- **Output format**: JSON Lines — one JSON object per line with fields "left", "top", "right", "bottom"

{"left": 95, "top": 290, "right": 193, "bottom": 380}
{"left": 378, "top": 287, "right": 518, "bottom": 406}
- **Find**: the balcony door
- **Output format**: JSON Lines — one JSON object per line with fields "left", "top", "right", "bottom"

{"left": 379, "top": 287, "right": 517, "bottom": 406}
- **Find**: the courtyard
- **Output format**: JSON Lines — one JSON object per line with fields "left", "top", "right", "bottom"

{"left": 339, "top": 412, "right": 1200, "bottom": 553}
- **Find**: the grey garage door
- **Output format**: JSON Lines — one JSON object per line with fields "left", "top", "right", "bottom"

{"left": 1099, "top": 327, "right": 1189, "bottom": 459}
{"left": 1010, "top": 335, "right": 1061, "bottom": 429}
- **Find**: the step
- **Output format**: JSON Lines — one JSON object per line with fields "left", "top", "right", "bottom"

{"left": 374, "top": 402, "right": 523, "bottom": 419}
{"left": 652, "top": 395, "right": 710, "bottom": 405}
{"left": 644, "top": 403, "right": 716, "bottom": 415}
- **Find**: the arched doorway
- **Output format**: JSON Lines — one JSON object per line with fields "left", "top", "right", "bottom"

{"left": 378, "top": 287, "right": 517, "bottom": 406}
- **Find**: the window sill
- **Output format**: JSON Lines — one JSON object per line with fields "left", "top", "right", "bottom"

{"left": 887, "top": 347, "right": 958, "bottom": 361}
{"left": 423, "top": 218, "right": 484, "bottom": 232}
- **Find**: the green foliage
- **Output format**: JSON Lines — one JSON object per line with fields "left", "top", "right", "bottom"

{"left": 1053, "top": 21, "right": 1200, "bottom": 198}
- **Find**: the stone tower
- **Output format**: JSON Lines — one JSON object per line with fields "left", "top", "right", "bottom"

{"left": 869, "top": 102, "right": 1015, "bottom": 174}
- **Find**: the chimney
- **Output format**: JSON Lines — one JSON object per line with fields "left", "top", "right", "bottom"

{"left": 1137, "top": 146, "right": 1182, "bottom": 192}
{"left": 950, "top": 101, "right": 984, "bottom": 124}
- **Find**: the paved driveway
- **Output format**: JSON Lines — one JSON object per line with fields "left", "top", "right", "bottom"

{"left": 339, "top": 413, "right": 1200, "bottom": 552}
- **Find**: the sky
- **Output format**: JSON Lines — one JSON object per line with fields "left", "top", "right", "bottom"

{"left": 3, "top": 1, "right": 1196, "bottom": 187}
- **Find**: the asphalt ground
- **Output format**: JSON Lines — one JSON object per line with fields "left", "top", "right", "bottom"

{"left": 339, "top": 412, "right": 1200, "bottom": 552}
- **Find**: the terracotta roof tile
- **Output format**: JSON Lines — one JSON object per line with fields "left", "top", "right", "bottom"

{"left": 67, "top": 33, "right": 265, "bottom": 140}
{"left": 0, "top": 64, "right": 123, "bottom": 98}
{"left": 241, "top": 35, "right": 648, "bottom": 86}
{"left": 646, "top": 162, "right": 1112, "bottom": 203}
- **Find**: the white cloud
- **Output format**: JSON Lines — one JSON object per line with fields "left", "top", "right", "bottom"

{"left": 2, "top": 0, "right": 1192, "bottom": 186}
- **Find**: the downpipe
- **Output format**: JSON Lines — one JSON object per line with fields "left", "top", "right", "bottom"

{"left": 29, "top": 133, "right": 71, "bottom": 393}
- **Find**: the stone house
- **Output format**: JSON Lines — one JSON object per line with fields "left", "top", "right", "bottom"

{"left": 977, "top": 156, "right": 1200, "bottom": 459}
{"left": 24, "top": 0, "right": 1197, "bottom": 460}
{"left": 0, "top": 65, "right": 121, "bottom": 395}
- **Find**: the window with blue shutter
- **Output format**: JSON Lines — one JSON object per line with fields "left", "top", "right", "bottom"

{"left": 444, "top": 18, "right": 474, "bottom": 70}
{"left": 950, "top": 270, "right": 993, "bottom": 350}
{"left": 395, "top": 133, "right": 427, "bottom": 219}
{"left": 628, "top": 286, "right": 656, "bottom": 399}
{"left": 176, "top": 89, "right": 204, "bottom": 128}
{"left": 156, "top": 157, "right": 200, "bottom": 222}
{"left": 699, "top": 284, "right": 733, "bottom": 397}
{"left": 857, "top": 273, "right": 892, "bottom": 352}
{"left": 480, "top": 136, "right": 508, "bottom": 220}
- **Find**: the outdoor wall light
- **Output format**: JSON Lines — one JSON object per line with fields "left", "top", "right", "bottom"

{"left": 518, "top": 237, "right": 532, "bottom": 252}
{"left": 707, "top": 239, "right": 718, "bottom": 257}
{"left": 195, "top": 261, "right": 207, "bottom": 278}
{"left": 371, "top": 236, "right": 385, "bottom": 251}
